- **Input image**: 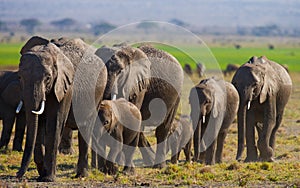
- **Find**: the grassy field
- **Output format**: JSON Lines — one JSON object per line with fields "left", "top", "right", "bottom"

{"left": 0, "top": 42, "right": 299, "bottom": 187}
{"left": 0, "top": 43, "right": 300, "bottom": 71}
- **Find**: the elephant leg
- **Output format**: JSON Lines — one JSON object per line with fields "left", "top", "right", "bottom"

{"left": 123, "top": 135, "right": 139, "bottom": 175}
{"left": 205, "top": 140, "right": 216, "bottom": 165}
{"left": 138, "top": 132, "right": 155, "bottom": 166}
{"left": 12, "top": 114, "right": 26, "bottom": 151}
{"left": 245, "top": 111, "right": 258, "bottom": 162}
{"left": 153, "top": 124, "right": 170, "bottom": 168}
{"left": 75, "top": 131, "right": 89, "bottom": 178}
{"left": 269, "top": 110, "right": 284, "bottom": 150}
{"left": 106, "top": 135, "right": 122, "bottom": 175}
{"left": 193, "top": 122, "right": 201, "bottom": 162}
{"left": 0, "top": 116, "right": 15, "bottom": 150}
{"left": 58, "top": 127, "right": 74, "bottom": 155}
{"left": 215, "top": 130, "right": 228, "bottom": 163}
{"left": 258, "top": 99, "right": 276, "bottom": 162}
{"left": 170, "top": 138, "right": 179, "bottom": 164}
{"left": 91, "top": 149, "right": 97, "bottom": 169}
{"left": 184, "top": 139, "right": 192, "bottom": 162}
{"left": 35, "top": 117, "right": 45, "bottom": 177}
{"left": 154, "top": 97, "right": 180, "bottom": 168}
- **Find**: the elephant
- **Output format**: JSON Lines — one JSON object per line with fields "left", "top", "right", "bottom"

{"left": 223, "top": 64, "right": 239, "bottom": 76}
{"left": 95, "top": 98, "right": 141, "bottom": 175}
{"left": 183, "top": 64, "right": 192, "bottom": 76}
{"left": 167, "top": 115, "right": 193, "bottom": 164}
{"left": 16, "top": 36, "right": 107, "bottom": 181}
{"left": 232, "top": 56, "right": 292, "bottom": 162}
{"left": 189, "top": 77, "right": 239, "bottom": 165}
{"left": 95, "top": 44, "right": 183, "bottom": 168}
{"left": 196, "top": 62, "right": 205, "bottom": 77}
{"left": 0, "top": 70, "right": 26, "bottom": 151}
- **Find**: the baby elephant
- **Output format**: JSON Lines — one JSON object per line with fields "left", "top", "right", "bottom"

{"left": 96, "top": 98, "right": 141, "bottom": 175}
{"left": 189, "top": 77, "right": 239, "bottom": 165}
{"left": 168, "top": 115, "right": 193, "bottom": 164}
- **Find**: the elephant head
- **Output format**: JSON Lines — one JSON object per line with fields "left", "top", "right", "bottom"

{"left": 98, "top": 46, "right": 151, "bottom": 104}
{"left": 98, "top": 100, "right": 118, "bottom": 134}
{"left": 232, "top": 56, "right": 276, "bottom": 161}
{"left": 16, "top": 36, "right": 74, "bottom": 178}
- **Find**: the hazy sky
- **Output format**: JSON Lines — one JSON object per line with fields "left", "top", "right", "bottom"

{"left": 1, "top": 0, "right": 300, "bottom": 28}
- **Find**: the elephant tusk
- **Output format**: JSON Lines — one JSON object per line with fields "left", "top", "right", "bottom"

{"left": 112, "top": 94, "right": 117, "bottom": 100}
{"left": 202, "top": 115, "right": 205, "bottom": 124}
{"left": 32, "top": 101, "right": 45, "bottom": 115}
{"left": 247, "top": 101, "right": 251, "bottom": 110}
{"left": 16, "top": 101, "right": 23, "bottom": 114}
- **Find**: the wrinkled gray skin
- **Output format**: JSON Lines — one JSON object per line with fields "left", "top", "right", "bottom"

{"left": 167, "top": 115, "right": 193, "bottom": 164}
{"left": 232, "top": 56, "right": 292, "bottom": 162}
{"left": 94, "top": 98, "right": 141, "bottom": 175}
{"left": 0, "top": 71, "right": 26, "bottom": 151}
{"left": 17, "top": 36, "right": 107, "bottom": 182}
{"left": 96, "top": 45, "right": 183, "bottom": 168}
{"left": 189, "top": 78, "right": 239, "bottom": 165}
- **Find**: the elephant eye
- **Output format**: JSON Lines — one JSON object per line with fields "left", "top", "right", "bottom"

{"left": 111, "top": 55, "right": 117, "bottom": 61}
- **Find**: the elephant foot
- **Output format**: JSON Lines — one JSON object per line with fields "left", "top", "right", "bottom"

{"left": 105, "top": 161, "right": 118, "bottom": 175}
{"left": 75, "top": 168, "right": 88, "bottom": 178}
{"left": 123, "top": 166, "right": 135, "bottom": 175}
{"left": 244, "top": 156, "right": 258, "bottom": 162}
{"left": 259, "top": 156, "right": 275, "bottom": 162}
{"left": 37, "top": 175, "right": 55, "bottom": 182}
{"left": 12, "top": 145, "right": 23, "bottom": 152}
{"left": 153, "top": 162, "right": 166, "bottom": 169}
{"left": 59, "top": 147, "right": 75, "bottom": 155}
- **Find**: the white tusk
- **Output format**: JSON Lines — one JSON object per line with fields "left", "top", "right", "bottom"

{"left": 247, "top": 101, "right": 251, "bottom": 110}
{"left": 32, "top": 101, "right": 45, "bottom": 115}
{"left": 202, "top": 115, "right": 205, "bottom": 124}
{"left": 112, "top": 94, "right": 117, "bottom": 101}
{"left": 16, "top": 101, "right": 23, "bottom": 114}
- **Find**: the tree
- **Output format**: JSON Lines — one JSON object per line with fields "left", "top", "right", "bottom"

{"left": 50, "top": 18, "right": 77, "bottom": 31}
{"left": 0, "top": 20, "right": 7, "bottom": 31}
{"left": 169, "top": 18, "right": 188, "bottom": 27}
{"left": 20, "top": 18, "right": 41, "bottom": 34}
{"left": 92, "top": 22, "right": 116, "bottom": 36}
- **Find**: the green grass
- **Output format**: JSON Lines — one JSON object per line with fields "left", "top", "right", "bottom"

{"left": 1, "top": 43, "right": 300, "bottom": 71}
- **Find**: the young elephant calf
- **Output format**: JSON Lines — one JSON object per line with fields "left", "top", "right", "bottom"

{"left": 167, "top": 115, "right": 193, "bottom": 164}
{"left": 189, "top": 77, "right": 239, "bottom": 165}
{"left": 95, "top": 98, "right": 141, "bottom": 175}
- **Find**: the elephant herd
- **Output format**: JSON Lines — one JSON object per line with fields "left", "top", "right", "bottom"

{"left": 0, "top": 36, "right": 292, "bottom": 182}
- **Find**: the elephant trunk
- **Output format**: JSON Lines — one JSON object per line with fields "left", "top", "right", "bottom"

{"left": 103, "top": 72, "right": 117, "bottom": 100}
{"left": 16, "top": 112, "right": 38, "bottom": 178}
{"left": 236, "top": 102, "right": 247, "bottom": 161}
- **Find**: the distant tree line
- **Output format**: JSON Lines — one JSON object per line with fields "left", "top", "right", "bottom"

{"left": 1, "top": 18, "right": 300, "bottom": 37}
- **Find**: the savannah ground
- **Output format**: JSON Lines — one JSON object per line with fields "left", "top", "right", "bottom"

{"left": 0, "top": 36, "right": 299, "bottom": 187}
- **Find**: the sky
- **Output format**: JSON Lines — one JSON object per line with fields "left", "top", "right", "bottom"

{"left": 0, "top": 0, "right": 300, "bottom": 28}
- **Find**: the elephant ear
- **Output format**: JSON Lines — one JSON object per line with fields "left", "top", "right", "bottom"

{"left": 20, "top": 36, "right": 49, "bottom": 55}
{"left": 212, "top": 82, "right": 225, "bottom": 118}
{"left": 54, "top": 53, "right": 74, "bottom": 102}
{"left": 259, "top": 74, "right": 276, "bottom": 104}
{"left": 1, "top": 81, "right": 21, "bottom": 107}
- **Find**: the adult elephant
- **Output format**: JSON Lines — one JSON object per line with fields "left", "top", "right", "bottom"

{"left": 232, "top": 56, "right": 292, "bottom": 162}
{"left": 16, "top": 36, "right": 107, "bottom": 181}
{"left": 0, "top": 71, "right": 26, "bottom": 151}
{"left": 96, "top": 45, "right": 183, "bottom": 168}
{"left": 189, "top": 78, "right": 239, "bottom": 165}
